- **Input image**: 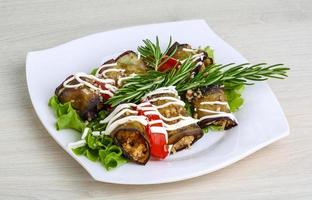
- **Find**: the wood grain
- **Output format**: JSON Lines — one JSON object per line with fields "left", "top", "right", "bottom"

{"left": 0, "top": 0, "right": 311, "bottom": 199}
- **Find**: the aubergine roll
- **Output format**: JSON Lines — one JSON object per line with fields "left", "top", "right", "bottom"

{"left": 167, "top": 41, "right": 214, "bottom": 72}
{"left": 101, "top": 104, "right": 150, "bottom": 165}
{"left": 186, "top": 86, "right": 238, "bottom": 130}
{"left": 96, "top": 50, "right": 147, "bottom": 87}
{"left": 142, "top": 86, "right": 203, "bottom": 153}
{"left": 55, "top": 73, "right": 114, "bottom": 120}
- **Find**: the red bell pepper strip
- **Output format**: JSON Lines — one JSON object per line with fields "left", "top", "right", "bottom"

{"left": 137, "top": 102, "right": 169, "bottom": 159}
{"left": 157, "top": 56, "right": 180, "bottom": 72}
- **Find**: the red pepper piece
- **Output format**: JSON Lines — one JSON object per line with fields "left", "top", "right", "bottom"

{"left": 157, "top": 56, "right": 180, "bottom": 72}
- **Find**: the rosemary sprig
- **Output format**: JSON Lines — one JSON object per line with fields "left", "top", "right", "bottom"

{"left": 177, "top": 63, "right": 289, "bottom": 91}
{"left": 137, "top": 36, "right": 177, "bottom": 70}
{"left": 107, "top": 58, "right": 289, "bottom": 106}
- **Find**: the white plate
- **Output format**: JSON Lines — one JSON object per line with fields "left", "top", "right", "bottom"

{"left": 26, "top": 19, "right": 289, "bottom": 185}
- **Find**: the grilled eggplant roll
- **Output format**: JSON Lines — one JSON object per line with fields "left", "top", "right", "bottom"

{"left": 55, "top": 51, "right": 147, "bottom": 120}
{"left": 101, "top": 104, "right": 150, "bottom": 164}
{"left": 97, "top": 50, "right": 147, "bottom": 86}
{"left": 143, "top": 87, "right": 203, "bottom": 153}
{"left": 187, "top": 86, "right": 238, "bottom": 130}
{"left": 55, "top": 74, "right": 106, "bottom": 120}
{"left": 167, "top": 42, "right": 213, "bottom": 72}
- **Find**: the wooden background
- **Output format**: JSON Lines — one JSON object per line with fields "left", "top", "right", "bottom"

{"left": 1, "top": 0, "right": 311, "bottom": 199}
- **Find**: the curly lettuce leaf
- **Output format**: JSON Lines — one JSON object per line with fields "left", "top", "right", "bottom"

{"left": 72, "top": 130, "right": 127, "bottom": 171}
{"left": 49, "top": 96, "right": 85, "bottom": 132}
{"left": 87, "top": 110, "right": 108, "bottom": 131}
{"left": 99, "top": 145, "right": 127, "bottom": 170}
{"left": 202, "top": 125, "right": 224, "bottom": 134}
{"left": 224, "top": 84, "right": 245, "bottom": 112}
{"left": 90, "top": 68, "right": 98, "bottom": 75}
{"left": 202, "top": 46, "right": 214, "bottom": 59}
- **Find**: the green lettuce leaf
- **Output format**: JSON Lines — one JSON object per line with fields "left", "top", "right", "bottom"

{"left": 224, "top": 84, "right": 245, "bottom": 112}
{"left": 90, "top": 68, "right": 98, "bottom": 75}
{"left": 202, "top": 46, "right": 214, "bottom": 59}
{"left": 202, "top": 125, "right": 224, "bottom": 134}
{"left": 48, "top": 96, "right": 85, "bottom": 132}
{"left": 72, "top": 130, "right": 127, "bottom": 170}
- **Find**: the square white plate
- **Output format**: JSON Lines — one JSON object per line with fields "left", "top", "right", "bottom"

{"left": 26, "top": 19, "right": 289, "bottom": 185}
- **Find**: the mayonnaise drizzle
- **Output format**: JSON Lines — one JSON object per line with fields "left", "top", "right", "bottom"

{"left": 200, "top": 101, "right": 230, "bottom": 109}
{"left": 62, "top": 72, "right": 115, "bottom": 97}
{"left": 67, "top": 140, "right": 86, "bottom": 149}
{"left": 144, "top": 86, "right": 197, "bottom": 130}
{"left": 100, "top": 103, "right": 137, "bottom": 124}
{"left": 117, "top": 73, "right": 136, "bottom": 86}
{"left": 155, "top": 101, "right": 185, "bottom": 109}
{"left": 198, "top": 101, "right": 236, "bottom": 122}
{"left": 92, "top": 131, "right": 101, "bottom": 136}
{"left": 103, "top": 116, "right": 148, "bottom": 135}
{"left": 199, "top": 113, "right": 237, "bottom": 122}
{"left": 164, "top": 117, "right": 198, "bottom": 131}
{"left": 106, "top": 109, "right": 138, "bottom": 127}
{"left": 101, "top": 68, "right": 125, "bottom": 78}
{"left": 81, "top": 127, "right": 90, "bottom": 140}
{"left": 142, "top": 86, "right": 178, "bottom": 100}
{"left": 182, "top": 48, "right": 197, "bottom": 52}
{"left": 199, "top": 109, "right": 227, "bottom": 114}
{"left": 95, "top": 63, "right": 118, "bottom": 76}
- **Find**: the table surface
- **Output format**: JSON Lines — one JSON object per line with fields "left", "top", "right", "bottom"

{"left": 1, "top": 0, "right": 311, "bottom": 199}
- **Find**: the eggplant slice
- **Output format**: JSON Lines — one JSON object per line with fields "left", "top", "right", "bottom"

{"left": 167, "top": 42, "right": 213, "bottom": 71}
{"left": 188, "top": 86, "right": 238, "bottom": 130}
{"left": 55, "top": 51, "right": 148, "bottom": 121}
{"left": 145, "top": 88, "right": 203, "bottom": 153}
{"left": 99, "top": 50, "right": 147, "bottom": 84}
{"left": 55, "top": 75, "right": 104, "bottom": 120}
{"left": 110, "top": 121, "right": 150, "bottom": 165}
{"left": 105, "top": 105, "right": 150, "bottom": 165}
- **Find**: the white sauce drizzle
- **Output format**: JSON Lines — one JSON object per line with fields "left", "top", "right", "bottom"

{"left": 142, "top": 86, "right": 178, "bottom": 100}
{"left": 81, "top": 127, "right": 90, "bottom": 140}
{"left": 149, "top": 96, "right": 182, "bottom": 102}
{"left": 117, "top": 73, "right": 136, "bottom": 86}
{"left": 150, "top": 126, "right": 167, "bottom": 135}
{"left": 95, "top": 63, "right": 118, "bottom": 76}
{"left": 101, "top": 68, "right": 125, "bottom": 78}
{"left": 199, "top": 113, "right": 237, "bottom": 122}
{"left": 100, "top": 103, "right": 137, "bottom": 124}
{"left": 198, "top": 101, "right": 236, "bottom": 122}
{"left": 62, "top": 72, "right": 115, "bottom": 97}
{"left": 199, "top": 109, "right": 227, "bottom": 114}
{"left": 106, "top": 109, "right": 138, "bottom": 127}
{"left": 144, "top": 87, "right": 197, "bottom": 130}
{"left": 164, "top": 117, "right": 199, "bottom": 131}
{"left": 155, "top": 101, "right": 185, "bottom": 109}
{"left": 137, "top": 52, "right": 141, "bottom": 60}
{"left": 104, "top": 84, "right": 118, "bottom": 92}
{"left": 92, "top": 131, "right": 101, "bottom": 136}
{"left": 148, "top": 120, "right": 163, "bottom": 125}
{"left": 67, "top": 140, "right": 86, "bottom": 149}
{"left": 103, "top": 116, "right": 148, "bottom": 135}
{"left": 167, "top": 144, "right": 173, "bottom": 153}
{"left": 182, "top": 48, "right": 197, "bottom": 52}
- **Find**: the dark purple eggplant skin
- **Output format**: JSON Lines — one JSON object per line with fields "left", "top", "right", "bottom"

{"left": 167, "top": 42, "right": 213, "bottom": 74}
{"left": 197, "top": 117, "right": 237, "bottom": 130}
{"left": 168, "top": 124, "right": 203, "bottom": 152}
{"left": 55, "top": 75, "right": 102, "bottom": 121}
{"left": 191, "top": 86, "right": 238, "bottom": 130}
{"left": 167, "top": 42, "right": 193, "bottom": 60}
{"left": 110, "top": 121, "right": 150, "bottom": 165}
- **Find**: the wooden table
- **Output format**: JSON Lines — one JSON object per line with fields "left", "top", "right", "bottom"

{"left": 1, "top": 0, "right": 311, "bottom": 199}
